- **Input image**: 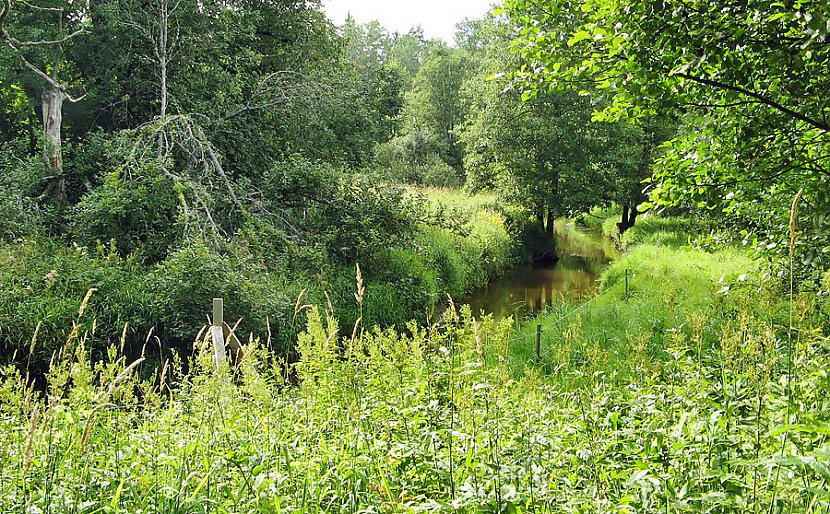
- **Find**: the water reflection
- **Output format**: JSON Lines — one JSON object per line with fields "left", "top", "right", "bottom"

{"left": 463, "top": 224, "right": 618, "bottom": 319}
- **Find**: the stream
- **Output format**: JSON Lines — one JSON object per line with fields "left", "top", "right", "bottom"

{"left": 463, "top": 224, "right": 618, "bottom": 319}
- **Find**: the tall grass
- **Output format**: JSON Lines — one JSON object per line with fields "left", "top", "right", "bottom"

{"left": 1, "top": 289, "right": 827, "bottom": 512}
{"left": 510, "top": 215, "right": 761, "bottom": 387}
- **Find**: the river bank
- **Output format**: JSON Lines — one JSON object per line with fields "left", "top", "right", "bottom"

{"left": 509, "top": 215, "right": 758, "bottom": 385}
{"left": 0, "top": 186, "right": 527, "bottom": 376}
{"left": 3, "top": 214, "right": 826, "bottom": 512}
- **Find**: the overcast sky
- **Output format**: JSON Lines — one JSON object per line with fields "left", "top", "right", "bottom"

{"left": 322, "top": 0, "right": 495, "bottom": 45}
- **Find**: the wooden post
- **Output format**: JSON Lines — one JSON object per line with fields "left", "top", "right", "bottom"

{"left": 535, "top": 324, "right": 542, "bottom": 361}
{"left": 212, "top": 298, "right": 226, "bottom": 369}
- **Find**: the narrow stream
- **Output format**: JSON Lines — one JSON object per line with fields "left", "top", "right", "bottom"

{"left": 463, "top": 224, "right": 618, "bottom": 319}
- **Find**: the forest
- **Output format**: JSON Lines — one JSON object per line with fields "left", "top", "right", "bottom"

{"left": 0, "top": 0, "right": 828, "bottom": 511}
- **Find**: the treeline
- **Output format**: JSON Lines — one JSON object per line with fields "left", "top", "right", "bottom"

{"left": 0, "top": 0, "right": 670, "bottom": 373}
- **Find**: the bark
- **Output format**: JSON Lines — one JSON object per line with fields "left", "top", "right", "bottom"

{"left": 41, "top": 84, "right": 67, "bottom": 206}
{"left": 628, "top": 206, "right": 639, "bottom": 227}
{"left": 618, "top": 204, "right": 630, "bottom": 234}
{"left": 545, "top": 208, "right": 555, "bottom": 239}
{"left": 158, "top": 0, "right": 168, "bottom": 118}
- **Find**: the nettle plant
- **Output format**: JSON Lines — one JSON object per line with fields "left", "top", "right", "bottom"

{"left": 0, "top": 291, "right": 828, "bottom": 513}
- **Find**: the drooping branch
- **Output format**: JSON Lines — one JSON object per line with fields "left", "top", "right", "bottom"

{"left": 123, "top": 114, "right": 253, "bottom": 239}
{"left": 217, "top": 71, "right": 330, "bottom": 122}
{"left": 676, "top": 72, "right": 829, "bottom": 133}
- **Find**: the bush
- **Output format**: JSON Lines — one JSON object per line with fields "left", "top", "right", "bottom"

{"left": 375, "top": 132, "right": 463, "bottom": 187}
{"left": 262, "top": 157, "right": 420, "bottom": 263}
{"left": 148, "top": 241, "right": 301, "bottom": 353}
{"left": 71, "top": 168, "right": 182, "bottom": 262}
{"left": 0, "top": 238, "right": 152, "bottom": 373}
{"left": 0, "top": 154, "right": 47, "bottom": 240}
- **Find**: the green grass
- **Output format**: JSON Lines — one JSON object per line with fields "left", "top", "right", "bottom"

{"left": 406, "top": 185, "right": 501, "bottom": 212}
{"left": 0, "top": 187, "right": 525, "bottom": 375}
{"left": 1, "top": 285, "right": 827, "bottom": 512}
{"left": 510, "top": 216, "right": 757, "bottom": 385}
{"left": 1, "top": 215, "right": 828, "bottom": 512}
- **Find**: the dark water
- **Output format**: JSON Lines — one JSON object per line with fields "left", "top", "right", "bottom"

{"left": 463, "top": 225, "right": 618, "bottom": 319}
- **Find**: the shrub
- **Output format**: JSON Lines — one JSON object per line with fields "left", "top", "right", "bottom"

{"left": 0, "top": 238, "right": 152, "bottom": 373}
{"left": 262, "top": 157, "right": 420, "bottom": 263}
{"left": 148, "top": 241, "right": 300, "bottom": 353}
{"left": 0, "top": 154, "right": 47, "bottom": 240}
{"left": 70, "top": 168, "right": 182, "bottom": 262}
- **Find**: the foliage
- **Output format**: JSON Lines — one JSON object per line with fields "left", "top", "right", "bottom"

{"left": 458, "top": 15, "right": 664, "bottom": 249}
{"left": 0, "top": 239, "right": 152, "bottom": 370}
{"left": 70, "top": 168, "right": 182, "bottom": 262}
{"left": 518, "top": 217, "right": 757, "bottom": 383}
{"left": 261, "top": 157, "right": 420, "bottom": 264}
{"left": 148, "top": 241, "right": 300, "bottom": 354}
{"left": 375, "top": 142, "right": 463, "bottom": 188}
{"left": 1, "top": 278, "right": 827, "bottom": 512}
{"left": 0, "top": 152, "right": 45, "bottom": 240}
{"left": 0, "top": 186, "right": 523, "bottom": 376}
{"left": 501, "top": 0, "right": 830, "bottom": 268}
{"left": 329, "top": 188, "right": 520, "bottom": 331}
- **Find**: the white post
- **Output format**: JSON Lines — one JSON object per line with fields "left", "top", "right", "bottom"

{"left": 212, "top": 298, "right": 226, "bottom": 369}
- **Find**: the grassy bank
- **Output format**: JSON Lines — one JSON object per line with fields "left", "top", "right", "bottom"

{"left": 1, "top": 278, "right": 827, "bottom": 512}
{"left": 509, "top": 215, "right": 760, "bottom": 384}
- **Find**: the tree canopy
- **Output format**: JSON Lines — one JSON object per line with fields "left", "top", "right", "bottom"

{"left": 501, "top": 0, "right": 830, "bottom": 267}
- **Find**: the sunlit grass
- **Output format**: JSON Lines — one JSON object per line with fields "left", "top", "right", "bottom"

{"left": 512, "top": 217, "right": 756, "bottom": 386}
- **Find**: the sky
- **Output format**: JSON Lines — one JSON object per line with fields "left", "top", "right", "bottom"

{"left": 322, "top": 0, "right": 495, "bottom": 45}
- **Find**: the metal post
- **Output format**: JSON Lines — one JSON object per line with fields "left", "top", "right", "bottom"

{"left": 625, "top": 269, "right": 630, "bottom": 301}
{"left": 535, "top": 324, "right": 542, "bottom": 361}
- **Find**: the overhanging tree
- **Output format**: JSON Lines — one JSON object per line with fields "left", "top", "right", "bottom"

{"left": 501, "top": 0, "right": 830, "bottom": 264}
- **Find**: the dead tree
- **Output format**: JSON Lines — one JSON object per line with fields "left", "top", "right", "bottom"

{"left": 0, "top": 0, "right": 87, "bottom": 207}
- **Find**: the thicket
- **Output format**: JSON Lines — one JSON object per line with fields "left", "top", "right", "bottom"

{"left": 0, "top": 174, "right": 523, "bottom": 375}
{"left": 1, "top": 256, "right": 827, "bottom": 512}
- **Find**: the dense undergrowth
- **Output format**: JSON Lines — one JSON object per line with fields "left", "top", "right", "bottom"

{"left": 1, "top": 266, "right": 828, "bottom": 512}
{"left": 0, "top": 186, "right": 522, "bottom": 376}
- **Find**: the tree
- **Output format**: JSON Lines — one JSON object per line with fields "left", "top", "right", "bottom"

{"left": 461, "top": 73, "right": 603, "bottom": 260}
{"left": 398, "top": 45, "right": 473, "bottom": 169}
{"left": 502, "top": 0, "right": 830, "bottom": 264}
{"left": 0, "top": 0, "right": 87, "bottom": 206}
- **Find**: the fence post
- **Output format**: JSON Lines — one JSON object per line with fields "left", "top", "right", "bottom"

{"left": 625, "top": 269, "right": 630, "bottom": 301}
{"left": 535, "top": 324, "right": 542, "bottom": 361}
{"left": 212, "top": 298, "right": 226, "bottom": 369}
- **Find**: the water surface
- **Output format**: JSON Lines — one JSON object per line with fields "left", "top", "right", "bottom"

{"left": 463, "top": 225, "right": 617, "bottom": 319}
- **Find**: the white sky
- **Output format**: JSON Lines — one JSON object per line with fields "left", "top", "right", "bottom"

{"left": 322, "top": 0, "right": 495, "bottom": 45}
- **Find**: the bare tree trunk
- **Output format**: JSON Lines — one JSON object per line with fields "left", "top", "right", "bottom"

{"left": 158, "top": 0, "right": 168, "bottom": 118}
{"left": 41, "top": 84, "right": 67, "bottom": 206}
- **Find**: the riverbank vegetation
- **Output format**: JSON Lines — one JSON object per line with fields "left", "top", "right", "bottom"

{"left": 1, "top": 226, "right": 827, "bottom": 511}
{"left": 1, "top": 0, "right": 829, "bottom": 511}
{"left": 512, "top": 214, "right": 758, "bottom": 383}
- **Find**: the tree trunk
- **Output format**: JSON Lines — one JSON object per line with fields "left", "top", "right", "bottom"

{"left": 627, "top": 205, "right": 639, "bottom": 227}
{"left": 618, "top": 203, "right": 640, "bottom": 235}
{"left": 618, "top": 204, "right": 630, "bottom": 234}
{"left": 159, "top": 0, "right": 168, "bottom": 118}
{"left": 41, "top": 84, "right": 67, "bottom": 206}
{"left": 545, "top": 208, "right": 555, "bottom": 239}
